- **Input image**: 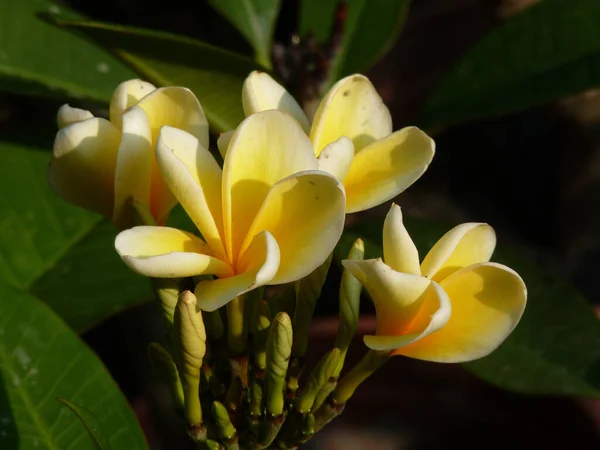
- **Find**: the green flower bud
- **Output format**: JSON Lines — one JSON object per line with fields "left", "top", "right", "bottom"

{"left": 212, "top": 401, "right": 237, "bottom": 442}
{"left": 265, "top": 312, "right": 293, "bottom": 417}
{"left": 295, "top": 349, "right": 341, "bottom": 413}
{"left": 173, "top": 290, "right": 207, "bottom": 427}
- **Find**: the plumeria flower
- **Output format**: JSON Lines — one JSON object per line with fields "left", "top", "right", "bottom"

{"left": 220, "top": 71, "right": 435, "bottom": 213}
{"left": 342, "top": 204, "right": 527, "bottom": 363}
{"left": 48, "top": 79, "right": 208, "bottom": 228}
{"left": 115, "top": 110, "right": 346, "bottom": 311}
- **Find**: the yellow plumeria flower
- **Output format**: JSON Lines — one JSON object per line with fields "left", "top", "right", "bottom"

{"left": 230, "top": 71, "right": 435, "bottom": 213}
{"left": 48, "top": 79, "right": 208, "bottom": 228}
{"left": 115, "top": 110, "right": 346, "bottom": 311}
{"left": 343, "top": 204, "right": 527, "bottom": 363}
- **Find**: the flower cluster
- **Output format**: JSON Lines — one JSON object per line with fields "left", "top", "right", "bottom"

{"left": 48, "top": 71, "right": 526, "bottom": 447}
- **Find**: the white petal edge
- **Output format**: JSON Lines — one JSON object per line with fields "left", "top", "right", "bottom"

{"left": 57, "top": 104, "right": 93, "bottom": 129}
{"left": 317, "top": 136, "right": 355, "bottom": 180}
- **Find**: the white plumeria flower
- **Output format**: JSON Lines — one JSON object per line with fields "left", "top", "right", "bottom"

{"left": 222, "top": 71, "right": 435, "bottom": 213}
{"left": 343, "top": 204, "right": 527, "bottom": 363}
{"left": 115, "top": 110, "right": 347, "bottom": 311}
{"left": 48, "top": 79, "right": 208, "bottom": 228}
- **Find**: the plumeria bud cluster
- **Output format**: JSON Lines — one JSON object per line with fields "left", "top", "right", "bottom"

{"left": 48, "top": 72, "right": 527, "bottom": 448}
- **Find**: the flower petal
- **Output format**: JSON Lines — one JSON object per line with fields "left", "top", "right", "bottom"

{"left": 222, "top": 110, "right": 317, "bottom": 261}
{"left": 112, "top": 106, "right": 153, "bottom": 228}
{"left": 342, "top": 258, "right": 449, "bottom": 346}
{"left": 395, "top": 262, "right": 527, "bottom": 363}
{"left": 420, "top": 223, "right": 496, "bottom": 283}
{"left": 109, "top": 79, "right": 156, "bottom": 129}
{"left": 135, "top": 86, "right": 209, "bottom": 149}
{"left": 195, "top": 231, "right": 280, "bottom": 312}
{"left": 310, "top": 74, "right": 392, "bottom": 155}
{"left": 217, "top": 130, "right": 235, "bottom": 160}
{"left": 57, "top": 104, "right": 93, "bottom": 129}
{"left": 156, "top": 126, "right": 226, "bottom": 260}
{"left": 317, "top": 136, "right": 354, "bottom": 180}
{"left": 382, "top": 204, "right": 420, "bottom": 275}
{"left": 115, "top": 226, "right": 232, "bottom": 278}
{"left": 242, "top": 71, "right": 310, "bottom": 133}
{"left": 343, "top": 127, "right": 435, "bottom": 213}
{"left": 364, "top": 281, "right": 450, "bottom": 352}
{"left": 48, "top": 117, "right": 121, "bottom": 217}
{"left": 240, "top": 170, "right": 346, "bottom": 284}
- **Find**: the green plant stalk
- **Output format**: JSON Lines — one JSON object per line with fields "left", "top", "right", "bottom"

{"left": 227, "top": 295, "right": 247, "bottom": 355}
{"left": 212, "top": 401, "right": 239, "bottom": 450}
{"left": 204, "top": 309, "right": 225, "bottom": 341}
{"left": 147, "top": 342, "right": 184, "bottom": 412}
{"left": 251, "top": 300, "right": 271, "bottom": 371}
{"left": 331, "top": 350, "right": 389, "bottom": 404}
{"left": 295, "top": 349, "right": 341, "bottom": 414}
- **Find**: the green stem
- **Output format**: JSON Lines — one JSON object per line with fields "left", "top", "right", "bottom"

{"left": 227, "top": 296, "right": 247, "bottom": 356}
{"left": 332, "top": 350, "right": 389, "bottom": 404}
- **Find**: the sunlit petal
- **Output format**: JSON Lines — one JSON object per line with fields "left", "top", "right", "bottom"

{"left": 240, "top": 171, "right": 346, "bottom": 284}
{"left": 57, "top": 104, "right": 93, "bottom": 129}
{"left": 420, "top": 223, "right": 496, "bottom": 282}
{"left": 317, "top": 136, "right": 354, "bottom": 181}
{"left": 222, "top": 110, "right": 317, "bottom": 260}
{"left": 396, "top": 262, "right": 527, "bottom": 363}
{"left": 382, "top": 204, "right": 420, "bottom": 275}
{"left": 310, "top": 74, "right": 392, "bottom": 155}
{"left": 115, "top": 226, "right": 232, "bottom": 279}
{"left": 109, "top": 79, "right": 156, "bottom": 129}
{"left": 48, "top": 117, "right": 120, "bottom": 217}
{"left": 242, "top": 71, "right": 310, "bottom": 133}
{"left": 195, "top": 231, "right": 280, "bottom": 311}
{"left": 156, "top": 126, "right": 226, "bottom": 259}
{"left": 136, "top": 86, "right": 209, "bottom": 149}
{"left": 364, "top": 281, "right": 450, "bottom": 352}
{"left": 112, "top": 106, "right": 153, "bottom": 228}
{"left": 217, "top": 130, "right": 235, "bottom": 159}
{"left": 344, "top": 127, "right": 435, "bottom": 213}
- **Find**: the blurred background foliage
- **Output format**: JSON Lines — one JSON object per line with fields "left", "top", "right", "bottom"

{"left": 1, "top": 0, "right": 600, "bottom": 448}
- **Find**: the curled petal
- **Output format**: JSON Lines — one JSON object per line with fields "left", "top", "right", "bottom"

{"left": 344, "top": 127, "right": 435, "bottom": 213}
{"left": 420, "top": 223, "right": 496, "bottom": 282}
{"left": 217, "top": 130, "right": 235, "bottom": 160}
{"left": 317, "top": 136, "right": 354, "bottom": 181}
{"left": 342, "top": 258, "right": 450, "bottom": 349}
{"left": 57, "top": 104, "right": 93, "bottom": 129}
{"left": 110, "top": 79, "right": 156, "bottom": 129}
{"left": 195, "top": 231, "right": 280, "bottom": 312}
{"left": 310, "top": 74, "right": 392, "bottom": 155}
{"left": 156, "top": 126, "right": 225, "bottom": 259}
{"left": 115, "top": 226, "right": 232, "bottom": 278}
{"left": 222, "top": 110, "right": 317, "bottom": 260}
{"left": 396, "top": 262, "right": 527, "bottom": 363}
{"left": 113, "top": 106, "right": 153, "bottom": 228}
{"left": 136, "top": 86, "right": 209, "bottom": 149}
{"left": 242, "top": 71, "right": 310, "bottom": 133}
{"left": 48, "top": 117, "right": 120, "bottom": 217}
{"left": 383, "top": 204, "right": 420, "bottom": 275}
{"left": 240, "top": 171, "right": 346, "bottom": 285}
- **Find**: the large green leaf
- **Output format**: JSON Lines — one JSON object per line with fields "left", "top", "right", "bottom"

{"left": 0, "top": 284, "right": 148, "bottom": 448}
{"left": 337, "top": 216, "right": 600, "bottom": 398}
{"left": 0, "top": 0, "right": 137, "bottom": 101}
{"left": 299, "top": 0, "right": 410, "bottom": 85}
{"left": 0, "top": 138, "right": 152, "bottom": 332}
{"left": 207, "top": 0, "right": 281, "bottom": 68}
{"left": 419, "top": 0, "right": 600, "bottom": 128}
{"left": 53, "top": 19, "right": 259, "bottom": 132}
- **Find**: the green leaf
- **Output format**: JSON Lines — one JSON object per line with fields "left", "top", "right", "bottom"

{"left": 52, "top": 19, "right": 259, "bottom": 132}
{"left": 57, "top": 398, "right": 112, "bottom": 450}
{"left": 419, "top": 0, "right": 600, "bottom": 128}
{"left": 337, "top": 216, "right": 600, "bottom": 398}
{"left": 0, "top": 137, "right": 152, "bottom": 332}
{"left": 0, "top": 284, "right": 148, "bottom": 448}
{"left": 299, "top": 0, "right": 410, "bottom": 84}
{"left": 0, "top": 0, "right": 137, "bottom": 101}
{"left": 207, "top": 0, "right": 281, "bottom": 68}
